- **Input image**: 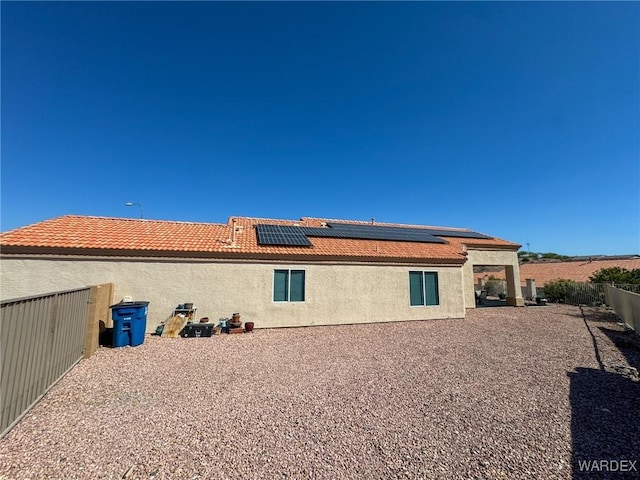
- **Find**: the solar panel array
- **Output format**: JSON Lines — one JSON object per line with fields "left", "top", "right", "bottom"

{"left": 324, "top": 223, "right": 447, "bottom": 243}
{"left": 255, "top": 224, "right": 312, "bottom": 246}
{"left": 255, "top": 222, "right": 493, "bottom": 247}
{"left": 415, "top": 228, "right": 493, "bottom": 240}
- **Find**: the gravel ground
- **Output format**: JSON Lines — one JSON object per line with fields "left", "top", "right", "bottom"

{"left": 1, "top": 304, "right": 639, "bottom": 480}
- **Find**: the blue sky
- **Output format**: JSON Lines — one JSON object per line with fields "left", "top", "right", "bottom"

{"left": 2, "top": 1, "right": 638, "bottom": 255}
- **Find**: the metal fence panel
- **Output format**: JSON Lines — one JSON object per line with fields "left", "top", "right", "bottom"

{"left": 611, "top": 284, "right": 640, "bottom": 294}
{"left": 0, "top": 288, "right": 90, "bottom": 438}
{"left": 606, "top": 285, "right": 640, "bottom": 333}
{"left": 565, "top": 283, "right": 607, "bottom": 306}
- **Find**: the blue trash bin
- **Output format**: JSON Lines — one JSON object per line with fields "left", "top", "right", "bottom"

{"left": 110, "top": 301, "right": 149, "bottom": 347}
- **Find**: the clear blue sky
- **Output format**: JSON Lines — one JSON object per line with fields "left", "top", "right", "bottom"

{"left": 2, "top": 1, "right": 638, "bottom": 255}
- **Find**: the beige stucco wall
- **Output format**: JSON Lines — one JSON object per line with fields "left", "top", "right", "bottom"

{"left": 462, "top": 248, "right": 524, "bottom": 308}
{"left": 1, "top": 256, "right": 466, "bottom": 332}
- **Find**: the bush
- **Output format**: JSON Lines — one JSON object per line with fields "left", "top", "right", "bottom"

{"left": 589, "top": 267, "right": 640, "bottom": 285}
{"left": 543, "top": 279, "right": 577, "bottom": 303}
{"left": 483, "top": 276, "right": 502, "bottom": 296}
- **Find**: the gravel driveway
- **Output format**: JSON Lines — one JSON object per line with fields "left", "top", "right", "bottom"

{"left": 1, "top": 304, "right": 639, "bottom": 479}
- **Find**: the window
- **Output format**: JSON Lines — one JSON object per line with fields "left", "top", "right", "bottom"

{"left": 409, "top": 271, "right": 439, "bottom": 306}
{"left": 273, "top": 269, "right": 305, "bottom": 302}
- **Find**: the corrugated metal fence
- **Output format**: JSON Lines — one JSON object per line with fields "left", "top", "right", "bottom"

{"left": 605, "top": 285, "right": 640, "bottom": 333}
{"left": 1, "top": 287, "right": 90, "bottom": 438}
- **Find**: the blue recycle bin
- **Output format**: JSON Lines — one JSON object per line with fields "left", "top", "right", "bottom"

{"left": 109, "top": 301, "right": 149, "bottom": 347}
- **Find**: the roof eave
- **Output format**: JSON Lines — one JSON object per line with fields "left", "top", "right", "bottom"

{"left": 0, "top": 245, "right": 466, "bottom": 264}
{"left": 463, "top": 243, "right": 520, "bottom": 251}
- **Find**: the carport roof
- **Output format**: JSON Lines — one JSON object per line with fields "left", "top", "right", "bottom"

{"left": 475, "top": 258, "right": 640, "bottom": 286}
{"left": 0, "top": 215, "right": 519, "bottom": 262}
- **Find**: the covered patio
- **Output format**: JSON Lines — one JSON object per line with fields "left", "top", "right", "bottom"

{"left": 463, "top": 247, "right": 525, "bottom": 309}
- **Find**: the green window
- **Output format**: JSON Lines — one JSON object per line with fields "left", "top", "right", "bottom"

{"left": 274, "top": 269, "right": 305, "bottom": 302}
{"left": 274, "top": 270, "right": 289, "bottom": 302}
{"left": 409, "top": 271, "right": 439, "bottom": 306}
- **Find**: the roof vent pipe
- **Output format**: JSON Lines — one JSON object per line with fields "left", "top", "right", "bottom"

{"left": 231, "top": 218, "right": 237, "bottom": 246}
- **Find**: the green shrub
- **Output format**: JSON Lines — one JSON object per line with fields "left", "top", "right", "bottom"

{"left": 589, "top": 267, "right": 640, "bottom": 285}
{"left": 543, "top": 279, "right": 577, "bottom": 303}
{"left": 484, "top": 276, "right": 502, "bottom": 296}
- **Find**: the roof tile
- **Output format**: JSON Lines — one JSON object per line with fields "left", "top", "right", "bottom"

{"left": 1, "top": 215, "right": 519, "bottom": 261}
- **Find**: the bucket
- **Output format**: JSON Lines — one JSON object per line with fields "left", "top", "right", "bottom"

{"left": 232, "top": 313, "right": 241, "bottom": 322}
{"left": 244, "top": 322, "right": 254, "bottom": 333}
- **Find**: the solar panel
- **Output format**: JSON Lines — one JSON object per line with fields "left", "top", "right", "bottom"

{"left": 421, "top": 228, "right": 493, "bottom": 239}
{"left": 326, "top": 223, "right": 493, "bottom": 240}
{"left": 296, "top": 227, "right": 332, "bottom": 237}
{"left": 255, "top": 222, "right": 493, "bottom": 247}
{"left": 255, "top": 224, "right": 312, "bottom": 246}
{"left": 325, "top": 223, "right": 448, "bottom": 243}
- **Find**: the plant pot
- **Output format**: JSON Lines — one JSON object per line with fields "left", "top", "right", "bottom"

{"left": 244, "top": 322, "right": 254, "bottom": 333}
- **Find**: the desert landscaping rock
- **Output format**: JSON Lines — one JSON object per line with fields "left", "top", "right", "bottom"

{"left": 1, "top": 305, "right": 639, "bottom": 479}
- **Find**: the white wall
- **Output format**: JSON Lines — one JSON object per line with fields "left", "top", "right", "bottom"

{"left": 1, "top": 256, "right": 466, "bottom": 331}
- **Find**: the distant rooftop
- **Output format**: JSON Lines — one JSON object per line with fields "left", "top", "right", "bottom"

{"left": 476, "top": 257, "right": 640, "bottom": 286}
{"left": 568, "top": 255, "right": 640, "bottom": 262}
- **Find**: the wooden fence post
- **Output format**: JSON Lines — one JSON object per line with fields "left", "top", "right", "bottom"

{"left": 84, "top": 283, "right": 114, "bottom": 359}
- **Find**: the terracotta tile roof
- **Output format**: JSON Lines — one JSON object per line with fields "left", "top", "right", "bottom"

{"left": 474, "top": 258, "right": 640, "bottom": 286}
{"left": 0, "top": 216, "right": 230, "bottom": 252}
{"left": 0, "top": 215, "right": 519, "bottom": 262}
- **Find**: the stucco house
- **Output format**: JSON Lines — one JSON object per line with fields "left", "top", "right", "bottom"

{"left": 0, "top": 215, "right": 524, "bottom": 332}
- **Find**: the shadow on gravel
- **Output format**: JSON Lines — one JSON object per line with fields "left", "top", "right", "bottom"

{"left": 566, "top": 307, "right": 621, "bottom": 323}
{"left": 569, "top": 306, "right": 640, "bottom": 478}
{"left": 598, "top": 327, "right": 640, "bottom": 373}
{"left": 569, "top": 368, "right": 640, "bottom": 479}
{"left": 475, "top": 298, "right": 508, "bottom": 308}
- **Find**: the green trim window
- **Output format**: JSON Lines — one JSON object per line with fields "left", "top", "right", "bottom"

{"left": 273, "top": 269, "right": 305, "bottom": 302}
{"left": 409, "top": 271, "right": 439, "bottom": 306}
